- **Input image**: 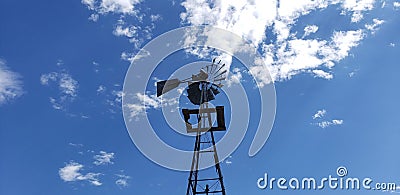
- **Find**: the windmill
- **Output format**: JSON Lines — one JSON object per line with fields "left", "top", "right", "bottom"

{"left": 157, "top": 59, "right": 228, "bottom": 195}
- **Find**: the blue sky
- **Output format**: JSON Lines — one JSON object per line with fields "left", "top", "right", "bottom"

{"left": 1, "top": 0, "right": 400, "bottom": 194}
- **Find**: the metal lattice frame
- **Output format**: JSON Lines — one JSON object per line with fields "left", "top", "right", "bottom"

{"left": 186, "top": 82, "right": 226, "bottom": 195}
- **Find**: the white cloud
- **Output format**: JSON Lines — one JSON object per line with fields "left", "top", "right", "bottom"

{"left": 59, "top": 73, "right": 78, "bottom": 97}
{"left": 93, "top": 151, "right": 115, "bottom": 165}
{"left": 59, "top": 162, "right": 83, "bottom": 182}
{"left": 341, "top": 0, "right": 376, "bottom": 23}
{"left": 389, "top": 43, "right": 395, "bottom": 47}
{"left": 113, "top": 25, "right": 137, "bottom": 38}
{"left": 121, "top": 49, "right": 150, "bottom": 63}
{"left": 100, "top": 0, "right": 141, "bottom": 14}
{"left": 113, "top": 23, "right": 153, "bottom": 49}
{"left": 121, "top": 52, "right": 135, "bottom": 63}
{"left": 115, "top": 174, "right": 130, "bottom": 188}
{"left": 40, "top": 64, "right": 79, "bottom": 110}
{"left": 316, "top": 121, "right": 332, "bottom": 128}
{"left": 97, "top": 85, "right": 106, "bottom": 94}
{"left": 61, "top": 145, "right": 127, "bottom": 188}
{"left": 312, "top": 109, "right": 343, "bottom": 128}
{"left": 225, "top": 155, "right": 233, "bottom": 165}
{"left": 126, "top": 91, "right": 179, "bottom": 119}
{"left": 59, "top": 161, "right": 102, "bottom": 186}
{"left": 110, "top": 90, "right": 124, "bottom": 105}
{"left": 82, "top": 0, "right": 142, "bottom": 15}
{"left": 226, "top": 68, "right": 242, "bottom": 87}
{"left": 81, "top": 0, "right": 156, "bottom": 52}
{"left": 316, "top": 119, "right": 344, "bottom": 128}
{"left": 150, "top": 14, "right": 161, "bottom": 22}
{"left": 181, "top": 0, "right": 276, "bottom": 46}
{"left": 395, "top": 2, "right": 400, "bottom": 8}
{"left": 125, "top": 103, "right": 146, "bottom": 118}
{"left": 327, "top": 30, "right": 365, "bottom": 62}
{"left": 0, "top": 60, "right": 23, "bottom": 105}
{"left": 40, "top": 72, "right": 78, "bottom": 97}
{"left": 104, "top": 89, "right": 126, "bottom": 114}
{"left": 332, "top": 119, "right": 344, "bottom": 125}
{"left": 68, "top": 143, "right": 84, "bottom": 147}
{"left": 313, "top": 109, "right": 327, "bottom": 119}
{"left": 88, "top": 13, "right": 99, "bottom": 22}
{"left": 180, "top": 0, "right": 380, "bottom": 84}
{"left": 303, "top": 25, "right": 319, "bottom": 38}
{"left": 365, "top": 18, "right": 385, "bottom": 34}
{"left": 40, "top": 72, "right": 57, "bottom": 85}
{"left": 92, "top": 61, "right": 101, "bottom": 73}
{"left": 381, "top": 1, "right": 386, "bottom": 8}
{"left": 312, "top": 69, "right": 333, "bottom": 79}
{"left": 349, "top": 69, "right": 359, "bottom": 77}
{"left": 82, "top": 0, "right": 96, "bottom": 9}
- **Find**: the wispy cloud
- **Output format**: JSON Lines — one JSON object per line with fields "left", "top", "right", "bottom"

{"left": 59, "top": 161, "right": 102, "bottom": 186}
{"left": 225, "top": 156, "right": 233, "bottom": 165}
{"left": 312, "top": 109, "right": 344, "bottom": 128}
{"left": 121, "top": 49, "right": 151, "bottom": 63}
{"left": 226, "top": 68, "right": 243, "bottom": 87}
{"left": 313, "top": 109, "right": 327, "bottom": 119}
{"left": 81, "top": 0, "right": 157, "bottom": 57}
{"left": 40, "top": 62, "right": 78, "bottom": 110}
{"left": 125, "top": 92, "right": 179, "bottom": 119}
{"left": 365, "top": 18, "right": 385, "bottom": 34}
{"left": 316, "top": 119, "right": 344, "bottom": 128}
{"left": 96, "top": 85, "right": 106, "bottom": 94}
{"left": 394, "top": 2, "right": 400, "bottom": 8}
{"left": 69, "top": 143, "right": 84, "bottom": 147}
{"left": 115, "top": 174, "right": 131, "bottom": 188}
{"left": 93, "top": 151, "right": 115, "bottom": 165}
{"left": 303, "top": 25, "right": 319, "bottom": 38}
{"left": 60, "top": 144, "right": 131, "bottom": 188}
{"left": 106, "top": 89, "right": 124, "bottom": 113}
{"left": 81, "top": 0, "right": 142, "bottom": 16}
{"left": 0, "top": 59, "right": 23, "bottom": 105}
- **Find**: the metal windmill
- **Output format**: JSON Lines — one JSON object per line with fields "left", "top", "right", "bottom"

{"left": 156, "top": 59, "right": 228, "bottom": 195}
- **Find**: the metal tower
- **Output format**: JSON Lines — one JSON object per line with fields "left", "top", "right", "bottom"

{"left": 156, "top": 59, "right": 228, "bottom": 195}
{"left": 184, "top": 82, "right": 226, "bottom": 195}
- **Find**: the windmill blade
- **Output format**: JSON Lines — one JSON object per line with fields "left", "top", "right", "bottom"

{"left": 206, "top": 89, "right": 216, "bottom": 101}
{"left": 187, "top": 82, "right": 201, "bottom": 105}
{"left": 213, "top": 63, "right": 226, "bottom": 76}
{"left": 214, "top": 70, "right": 227, "bottom": 79}
{"left": 213, "top": 77, "right": 226, "bottom": 82}
{"left": 209, "top": 60, "right": 223, "bottom": 76}
{"left": 156, "top": 78, "right": 181, "bottom": 97}
{"left": 210, "top": 85, "right": 220, "bottom": 95}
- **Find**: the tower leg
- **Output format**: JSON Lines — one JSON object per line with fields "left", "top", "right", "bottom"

{"left": 210, "top": 131, "right": 226, "bottom": 195}
{"left": 186, "top": 130, "right": 226, "bottom": 194}
{"left": 186, "top": 131, "right": 201, "bottom": 195}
